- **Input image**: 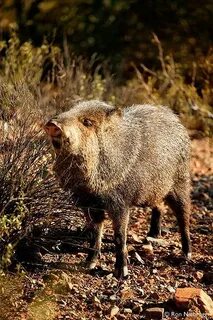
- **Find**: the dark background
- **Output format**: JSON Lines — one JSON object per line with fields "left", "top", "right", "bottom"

{"left": 0, "top": 0, "right": 212, "bottom": 77}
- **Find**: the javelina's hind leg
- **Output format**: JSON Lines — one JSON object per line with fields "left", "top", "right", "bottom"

{"left": 85, "top": 209, "right": 105, "bottom": 270}
{"left": 111, "top": 209, "right": 129, "bottom": 279}
{"left": 148, "top": 206, "right": 161, "bottom": 238}
{"left": 166, "top": 191, "right": 191, "bottom": 259}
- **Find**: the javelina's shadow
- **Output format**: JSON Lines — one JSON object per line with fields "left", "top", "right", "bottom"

{"left": 162, "top": 253, "right": 192, "bottom": 267}
{"left": 14, "top": 229, "right": 86, "bottom": 269}
{"left": 14, "top": 227, "right": 113, "bottom": 275}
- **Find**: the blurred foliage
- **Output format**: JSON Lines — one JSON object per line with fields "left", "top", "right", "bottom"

{"left": 113, "top": 36, "right": 213, "bottom": 135}
{"left": 0, "top": 270, "right": 73, "bottom": 319}
{"left": 0, "top": 29, "right": 60, "bottom": 85}
{"left": 0, "top": 0, "right": 212, "bottom": 76}
{"left": 0, "top": 272, "right": 25, "bottom": 319}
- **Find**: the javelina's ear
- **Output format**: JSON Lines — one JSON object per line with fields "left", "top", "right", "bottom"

{"left": 106, "top": 108, "right": 122, "bottom": 117}
{"left": 44, "top": 120, "right": 62, "bottom": 137}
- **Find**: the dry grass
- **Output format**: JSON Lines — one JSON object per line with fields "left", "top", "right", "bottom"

{"left": 0, "top": 82, "right": 54, "bottom": 268}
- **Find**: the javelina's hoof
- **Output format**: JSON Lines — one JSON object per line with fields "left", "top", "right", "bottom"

{"left": 114, "top": 265, "right": 129, "bottom": 279}
{"left": 88, "top": 261, "right": 97, "bottom": 270}
{"left": 147, "top": 230, "right": 161, "bottom": 238}
{"left": 86, "top": 249, "right": 100, "bottom": 270}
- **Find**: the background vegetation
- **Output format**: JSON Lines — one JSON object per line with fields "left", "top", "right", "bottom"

{"left": 0, "top": 0, "right": 212, "bottom": 75}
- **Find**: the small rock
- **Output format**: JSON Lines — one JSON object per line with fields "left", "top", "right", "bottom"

{"left": 195, "top": 271, "right": 203, "bottom": 281}
{"left": 145, "top": 307, "right": 164, "bottom": 319}
{"left": 152, "top": 268, "right": 158, "bottom": 274}
{"left": 167, "top": 285, "right": 175, "bottom": 293}
{"left": 161, "top": 227, "right": 171, "bottom": 235}
{"left": 127, "top": 244, "right": 135, "bottom": 252}
{"left": 174, "top": 287, "right": 213, "bottom": 317}
{"left": 131, "top": 231, "right": 142, "bottom": 243}
{"left": 76, "top": 252, "right": 84, "bottom": 257}
{"left": 109, "top": 295, "right": 117, "bottom": 301}
{"left": 137, "top": 288, "right": 145, "bottom": 296}
{"left": 110, "top": 305, "right": 119, "bottom": 318}
{"left": 146, "top": 237, "right": 167, "bottom": 246}
{"left": 67, "top": 282, "right": 73, "bottom": 291}
{"left": 93, "top": 296, "right": 101, "bottom": 304}
{"left": 123, "top": 308, "right": 132, "bottom": 314}
{"left": 106, "top": 273, "right": 114, "bottom": 280}
{"left": 120, "top": 287, "right": 133, "bottom": 300}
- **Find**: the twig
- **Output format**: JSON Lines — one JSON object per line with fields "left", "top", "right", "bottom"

{"left": 152, "top": 33, "right": 169, "bottom": 78}
{"left": 0, "top": 196, "right": 31, "bottom": 216}
{"left": 140, "top": 63, "right": 156, "bottom": 76}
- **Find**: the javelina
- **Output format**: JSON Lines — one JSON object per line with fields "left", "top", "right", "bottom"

{"left": 44, "top": 100, "right": 191, "bottom": 278}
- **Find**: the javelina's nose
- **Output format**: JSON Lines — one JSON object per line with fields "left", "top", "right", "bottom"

{"left": 44, "top": 120, "right": 62, "bottom": 137}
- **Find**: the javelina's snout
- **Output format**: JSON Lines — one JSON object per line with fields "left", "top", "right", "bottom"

{"left": 44, "top": 120, "right": 63, "bottom": 151}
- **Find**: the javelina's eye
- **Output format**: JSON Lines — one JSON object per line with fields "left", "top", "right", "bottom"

{"left": 82, "top": 119, "right": 93, "bottom": 127}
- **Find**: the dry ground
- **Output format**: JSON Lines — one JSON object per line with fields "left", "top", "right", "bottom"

{"left": 0, "top": 137, "right": 212, "bottom": 320}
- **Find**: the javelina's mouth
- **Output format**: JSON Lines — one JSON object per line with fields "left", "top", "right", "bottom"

{"left": 44, "top": 120, "right": 63, "bottom": 151}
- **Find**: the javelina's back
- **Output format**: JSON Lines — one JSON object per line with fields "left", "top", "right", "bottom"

{"left": 45, "top": 100, "right": 191, "bottom": 278}
{"left": 119, "top": 104, "right": 190, "bottom": 206}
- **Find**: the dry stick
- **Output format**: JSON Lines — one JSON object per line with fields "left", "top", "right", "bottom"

{"left": 140, "top": 63, "right": 157, "bottom": 76}
{"left": 152, "top": 33, "right": 175, "bottom": 94}
{"left": 35, "top": 237, "right": 97, "bottom": 252}
{"left": 152, "top": 33, "right": 169, "bottom": 78}
{"left": 191, "top": 62, "right": 197, "bottom": 87}
{"left": 131, "top": 63, "right": 158, "bottom": 104}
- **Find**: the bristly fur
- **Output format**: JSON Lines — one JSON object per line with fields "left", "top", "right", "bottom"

{"left": 45, "top": 100, "right": 192, "bottom": 278}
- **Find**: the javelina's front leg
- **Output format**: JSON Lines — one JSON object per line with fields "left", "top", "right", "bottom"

{"left": 111, "top": 209, "right": 129, "bottom": 279}
{"left": 85, "top": 209, "right": 105, "bottom": 270}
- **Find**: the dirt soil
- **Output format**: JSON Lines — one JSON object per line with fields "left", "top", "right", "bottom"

{"left": 0, "top": 137, "right": 212, "bottom": 320}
